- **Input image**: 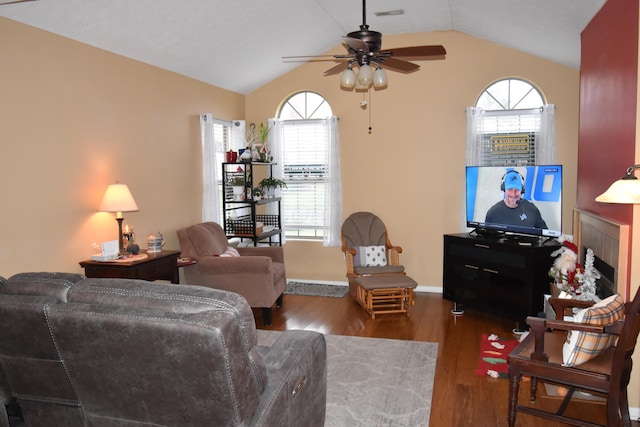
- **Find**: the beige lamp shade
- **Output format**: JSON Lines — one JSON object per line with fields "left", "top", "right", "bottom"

{"left": 596, "top": 165, "right": 640, "bottom": 204}
{"left": 99, "top": 183, "right": 139, "bottom": 217}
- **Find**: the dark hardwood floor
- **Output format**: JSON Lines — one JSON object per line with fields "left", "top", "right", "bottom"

{"left": 255, "top": 290, "right": 639, "bottom": 427}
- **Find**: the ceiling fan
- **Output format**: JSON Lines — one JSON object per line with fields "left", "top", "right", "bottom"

{"left": 284, "top": 0, "right": 446, "bottom": 90}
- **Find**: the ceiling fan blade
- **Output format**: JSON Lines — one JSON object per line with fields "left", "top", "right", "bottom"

{"left": 283, "top": 54, "right": 339, "bottom": 59}
{"left": 324, "top": 62, "right": 349, "bottom": 76}
{"left": 381, "top": 45, "right": 446, "bottom": 59}
{"left": 0, "top": 0, "right": 37, "bottom": 4}
{"left": 377, "top": 57, "right": 420, "bottom": 73}
{"left": 342, "top": 36, "right": 369, "bottom": 53}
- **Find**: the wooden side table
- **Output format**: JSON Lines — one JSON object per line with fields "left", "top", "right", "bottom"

{"left": 79, "top": 250, "right": 181, "bottom": 284}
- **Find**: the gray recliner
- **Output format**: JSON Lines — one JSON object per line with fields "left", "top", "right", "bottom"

{"left": 0, "top": 273, "right": 327, "bottom": 426}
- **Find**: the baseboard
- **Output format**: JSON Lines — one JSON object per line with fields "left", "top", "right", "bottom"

{"left": 287, "top": 280, "right": 443, "bottom": 295}
{"left": 416, "top": 285, "right": 442, "bottom": 294}
{"left": 287, "top": 279, "right": 348, "bottom": 286}
{"left": 631, "top": 407, "right": 640, "bottom": 421}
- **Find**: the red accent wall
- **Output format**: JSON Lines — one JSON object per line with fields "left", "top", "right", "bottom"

{"left": 578, "top": 0, "right": 638, "bottom": 224}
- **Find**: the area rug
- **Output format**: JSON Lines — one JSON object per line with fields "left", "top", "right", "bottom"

{"left": 285, "top": 281, "right": 349, "bottom": 298}
{"left": 475, "top": 333, "right": 519, "bottom": 378}
{"left": 257, "top": 330, "right": 438, "bottom": 426}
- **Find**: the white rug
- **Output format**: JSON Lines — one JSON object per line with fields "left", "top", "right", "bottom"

{"left": 257, "top": 330, "right": 438, "bottom": 426}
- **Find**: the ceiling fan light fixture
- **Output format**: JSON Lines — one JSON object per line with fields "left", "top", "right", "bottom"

{"left": 341, "top": 67, "right": 356, "bottom": 89}
{"left": 357, "top": 64, "right": 373, "bottom": 86}
{"left": 373, "top": 66, "right": 387, "bottom": 88}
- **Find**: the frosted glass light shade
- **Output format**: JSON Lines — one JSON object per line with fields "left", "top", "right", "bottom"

{"left": 373, "top": 67, "right": 387, "bottom": 88}
{"left": 99, "top": 183, "right": 139, "bottom": 216}
{"left": 596, "top": 177, "right": 640, "bottom": 204}
{"left": 357, "top": 64, "right": 373, "bottom": 86}
{"left": 341, "top": 68, "right": 356, "bottom": 88}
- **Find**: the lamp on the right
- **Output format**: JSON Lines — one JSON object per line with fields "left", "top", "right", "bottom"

{"left": 596, "top": 164, "right": 640, "bottom": 204}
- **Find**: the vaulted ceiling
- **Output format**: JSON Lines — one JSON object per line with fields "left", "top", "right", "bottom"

{"left": 1, "top": 0, "right": 606, "bottom": 94}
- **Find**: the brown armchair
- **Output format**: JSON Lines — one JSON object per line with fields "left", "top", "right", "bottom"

{"left": 177, "top": 222, "right": 285, "bottom": 326}
{"left": 508, "top": 289, "right": 640, "bottom": 426}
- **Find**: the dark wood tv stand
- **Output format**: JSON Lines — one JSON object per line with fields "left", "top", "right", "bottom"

{"left": 443, "top": 233, "right": 560, "bottom": 327}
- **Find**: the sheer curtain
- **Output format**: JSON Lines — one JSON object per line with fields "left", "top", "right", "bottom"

{"left": 268, "top": 118, "right": 285, "bottom": 244}
{"left": 538, "top": 104, "right": 556, "bottom": 164}
{"left": 465, "top": 107, "right": 485, "bottom": 166}
{"left": 200, "top": 113, "right": 221, "bottom": 223}
{"left": 324, "top": 116, "right": 342, "bottom": 247}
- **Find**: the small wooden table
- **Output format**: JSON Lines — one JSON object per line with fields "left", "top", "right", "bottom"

{"left": 79, "top": 250, "right": 181, "bottom": 284}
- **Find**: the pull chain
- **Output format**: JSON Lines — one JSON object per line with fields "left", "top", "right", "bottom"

{"left": 368, "top": 89, "right": 372, "bottom": 133}
{"left": 360, "top": 89, "right": 373, "bottom": 133}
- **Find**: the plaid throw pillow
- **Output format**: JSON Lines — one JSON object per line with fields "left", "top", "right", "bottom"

{"left": 562, "top": 293, "right": 625, "bottom": 367}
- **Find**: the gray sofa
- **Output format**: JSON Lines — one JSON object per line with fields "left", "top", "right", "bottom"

{"left": 0, "top": 272, "right": 327, "bottom": 426}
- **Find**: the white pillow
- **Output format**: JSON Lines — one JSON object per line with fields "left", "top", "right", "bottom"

{"left": 218, "top": 246, "right": 240, "bottom": 257}
{"left": 353, "top": 245, "right": 387, "bottom": 267}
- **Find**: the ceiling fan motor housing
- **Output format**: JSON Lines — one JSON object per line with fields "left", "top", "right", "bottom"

{"left": 347, "top": 26, "right": 382, "bottom": 53}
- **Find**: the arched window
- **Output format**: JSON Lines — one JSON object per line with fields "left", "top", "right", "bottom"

{"left": 279, "top": 91, "right": 332, "bottom": 119}
{"left": 273, "top": 92, "right": 341, "bottom": 243}
{"left": 468, "top": 78, "right": 554, "bottom": 166}
{"left": 476, "top": 78, "right": 545, "bottom": 111}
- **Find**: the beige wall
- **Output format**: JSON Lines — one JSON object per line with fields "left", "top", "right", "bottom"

{"left": 247, "top": 31, "right": 580, "bottom": 286}
{"left": 1, "top": 19, "right": 579, "bottom": 288}
{"left": 0, "top": 18, "right": 244, "bottom": 277}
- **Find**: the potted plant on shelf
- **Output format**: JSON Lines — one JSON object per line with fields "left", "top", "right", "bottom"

{"left": 258, "top": 177, "right": 287, "bottom": 198}
{"left": 229, "top": 176, "right": 245, "bottom": 200}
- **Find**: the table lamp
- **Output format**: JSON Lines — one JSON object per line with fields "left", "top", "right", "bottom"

{"left": 99, "top": 182, "right": 139, "bottom": 253}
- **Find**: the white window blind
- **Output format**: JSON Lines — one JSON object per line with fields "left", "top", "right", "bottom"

{"left": 281, "top": 119, "right": 330, "bottom": 238}
{"left": 480, "top": 109, "right": 541, "bottom": 166}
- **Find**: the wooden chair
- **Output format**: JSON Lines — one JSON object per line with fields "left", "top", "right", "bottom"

{"left": 507, "top": 288, "right": 640, "bottom": 426}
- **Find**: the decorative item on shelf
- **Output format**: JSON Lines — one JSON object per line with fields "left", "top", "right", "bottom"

{"left": 225, "top": 150, "right": 237, "bottom": 162}
{"left": 252, "top": 187, "right": 264, "bottom": 201}
{"left": 246, "top": 122, "right": 273, "bottom": 163}
{"left": 258, "top": 177, "right": 287, "bottom": 198}
{"left": 548, "top": 239, "right": 600, "bottom": 302}
{"left": 146, "top": 231, "right": 165, "bottom": 253}
{"left": 229, "top": 176, "right": 245, "bottom": 200}
{"left": 99, "top": 182, "right": 139, "bottom": 254}
{"left": 239, "top": 148, "right": 252, "bottom": 162}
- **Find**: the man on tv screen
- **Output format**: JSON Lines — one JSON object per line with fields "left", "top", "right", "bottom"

{"left": 485, "top": 170, "right": 548, "bottom": 229}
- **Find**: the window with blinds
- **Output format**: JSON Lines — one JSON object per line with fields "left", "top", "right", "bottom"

{"left": 277, "top": 91, "right": 333, "bottom": 239}
{"left": 480, "top": 109, "right": 540, "bottom": 166}
{"left": 475, "top": 78, "right": 545, "bottom": 167}
{"left": 281, "top": 120, "right": 329, "bottom": 238}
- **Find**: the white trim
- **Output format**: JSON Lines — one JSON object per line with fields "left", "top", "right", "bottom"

{"left": 416, "top": 285, "right": 442, "bottom": 294}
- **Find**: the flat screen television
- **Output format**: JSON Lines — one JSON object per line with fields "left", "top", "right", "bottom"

{"left": 466, "top": 165, "right": 563, "bottom": 239}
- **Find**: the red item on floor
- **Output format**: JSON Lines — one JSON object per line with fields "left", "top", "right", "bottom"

{"left": 475, "top": 333, "right": 520, "bottom": 378}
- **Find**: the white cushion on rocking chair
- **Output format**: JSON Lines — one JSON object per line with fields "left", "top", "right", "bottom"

{"left": 353, "top": 245, "right": 387, "bottom": 267}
